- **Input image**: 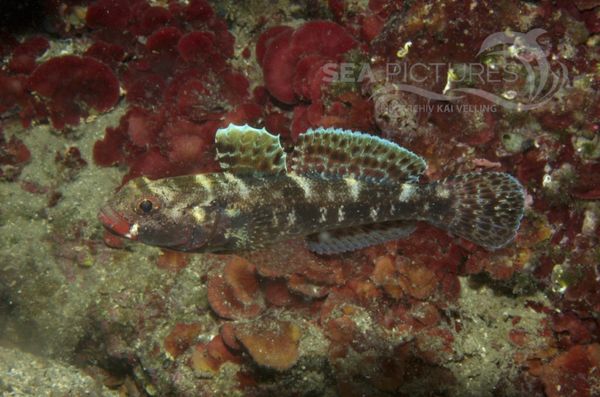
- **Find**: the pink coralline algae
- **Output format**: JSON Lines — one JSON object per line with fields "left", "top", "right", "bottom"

{"left": 28, "top": 55, "right": 120, "bottom": 129}
{"left": 7, "top": 36, "right": 49, "bottom": 74}
{"left": 85, "top": 0, "right": 132, "bottom": 30}
{"left": 0, "top": 72, "right": 27, "bottom": 115}
{"left": 202, "top": 254, "right": 312, "bottom": 372}
{"left": 538, "top": 344, "right": 600, "bottom": 397}
{"left": 3, "top": 0, "right": 600, "bottom": 395}
{"left": 164, "top": 323, "right": 203, "bottom": 359}
{"left": 0, "top": 31, "right": 42, "bottom": 119}
{"left": 249, "top": 240, "right": 347, "bottom": 298}
{"left": 84, "top": 41, "right": 125, "bottom": 70}
{"left": 207, "top": 256, "right": 265, "bottom": 320}
{"left": 259, "top": 21, "right": 357, "bottom": 104}
{"left": 233, "top": 319, "right": 301, "bottom": 371}
{"left": 87, "top": 0, "right": 255, "bottom": 182}
{"left": 0, "top": 0, "right": 247, "bottom": 180}
{"left": 156, "top": 249, "right": 189, "bottom": 273}
{"left": 257, "top": 21, "right": 376, "bottom": 140}
{"left": 0, "top": 129, "right": 30, "bottom": 180}
{"left": 0, "top": 29, "right": 120, "bottom": 129}
{"left": 191, "top": 334, "right": 241, "bottom": 376}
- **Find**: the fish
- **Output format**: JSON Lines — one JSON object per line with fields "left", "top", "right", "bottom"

{"left": 98, "top": 124, "right": 525, "bottom": 254}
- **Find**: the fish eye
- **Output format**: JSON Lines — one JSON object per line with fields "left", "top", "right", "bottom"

{"left": 139, "top": 199, "right": 153, "bottom": 213}
{"left": 136, "top": 197, "right": 160, "bottom": 215}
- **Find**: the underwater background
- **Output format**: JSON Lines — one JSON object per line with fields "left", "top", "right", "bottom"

{"left": 0, "top": 0, "right": 599, "bottom": 396}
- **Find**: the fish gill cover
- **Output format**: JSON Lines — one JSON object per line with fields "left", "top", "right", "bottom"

{"left": 0, "top": 0, "right": 599, "bottom": 396}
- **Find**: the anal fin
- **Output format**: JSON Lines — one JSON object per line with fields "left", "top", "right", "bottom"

{"left": 306, "top": 221, "right": 416, "bottom": 255}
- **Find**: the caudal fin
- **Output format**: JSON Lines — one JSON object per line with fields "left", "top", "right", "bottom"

{"left": 426, "top": 172, "right": 525, "bottom": 250}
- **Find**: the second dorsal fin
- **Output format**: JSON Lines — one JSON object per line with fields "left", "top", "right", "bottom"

{"left": 291, "top": 128, "right": 426, "bottom": 183}
{"left": 215, "top": 124, "right": 287, "bottom": 175}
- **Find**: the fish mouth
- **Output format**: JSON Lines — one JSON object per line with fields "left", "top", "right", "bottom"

{"left": 98, "top": 206, "right": 136, "bottom": 239}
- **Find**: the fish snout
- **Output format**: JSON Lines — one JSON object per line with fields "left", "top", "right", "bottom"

{"left": 98, "top": 206, "right": 135, "bottom": 239}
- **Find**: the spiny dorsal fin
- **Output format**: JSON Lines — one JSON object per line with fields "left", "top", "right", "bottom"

{"left": 306, "top": 221, "right": 416, "bottom": 255}
{"left": 291, "top": 128, "right": 426, "bottom": 183}
{"left": 215, "top": 124, "right": 287, "bottom": 175}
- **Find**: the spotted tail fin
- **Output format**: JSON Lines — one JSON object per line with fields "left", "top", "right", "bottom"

{"left": 425, "top": 173, "right": 525, "bottom": 250}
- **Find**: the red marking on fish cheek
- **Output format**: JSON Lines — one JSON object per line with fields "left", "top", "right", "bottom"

{"left": 98, "top": 207, "right": 132, "bottom": 236}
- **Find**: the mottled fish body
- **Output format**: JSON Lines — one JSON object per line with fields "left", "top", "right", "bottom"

{"left": 99, "top": 125, "right": 525, "bottom": 254}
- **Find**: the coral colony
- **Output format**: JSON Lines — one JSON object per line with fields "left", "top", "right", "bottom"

{"left": 1, "top": 0, "right": 600, "bottom": 396}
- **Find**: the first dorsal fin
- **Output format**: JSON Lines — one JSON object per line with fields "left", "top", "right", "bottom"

{"left": 215, "top": 124, "right": 287, "bottom": 175}
{"left": 291, "top": 128, "right": 426, "bottom": 183}
{"left": 306, "top": 221, "right": 417, "bottom": 255}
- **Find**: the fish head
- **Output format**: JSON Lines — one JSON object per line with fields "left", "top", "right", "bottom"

{"left": 98, "top": 176, "right": 219, "bottom": 251}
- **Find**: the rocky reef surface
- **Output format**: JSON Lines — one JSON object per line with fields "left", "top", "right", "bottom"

{"left": 0, "top": 0, "right": 599, "bottom": 396}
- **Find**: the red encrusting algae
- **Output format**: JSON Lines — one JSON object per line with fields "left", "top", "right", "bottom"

{"left": 164, "top": 323, "right": 203, "bottom": 359}
{"left": 207, "top": 256, "right": 265, "bottom": 320}
{"left": 0, "top": 127, "right": 30, "bottom": 181}
{"left": 28, "top": 55, "right": 120, "bottom": 129}
{"left": 1, "top": 0, "right": 599, "bottom": 395}
{"left": 233, "top": 318, "right": 301, "bottom": 371}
